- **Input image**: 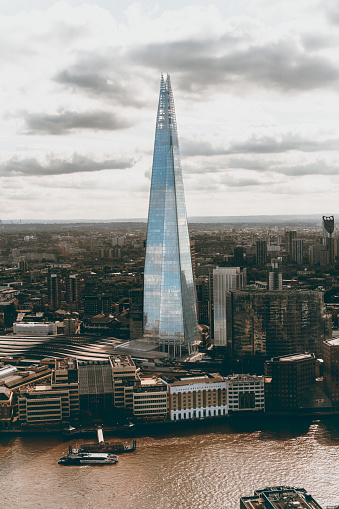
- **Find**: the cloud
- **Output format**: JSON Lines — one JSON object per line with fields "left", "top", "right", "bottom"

{"left": 130, "top": 38, "right": 339, "bottom": 93}
{"left": 0, "top": 153, "right": 135, "bottom": 177}
{"left": 181, "top": 133, "right": 339, "bottom": 157}
{"left": 274, "top": 160, "right": 339, "bottom": 176}
{"left": 53, "top": 53, "right": 146, "bottom": 108}
{"left": 18, "top": 109, "right": 132, "bottom": 135}
{"left": 323, "top": 0, "right": 339, "bottom": 24}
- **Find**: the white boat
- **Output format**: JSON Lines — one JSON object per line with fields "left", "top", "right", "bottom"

{"left": 58, "top": 448, "right": 119, "bottom": 465}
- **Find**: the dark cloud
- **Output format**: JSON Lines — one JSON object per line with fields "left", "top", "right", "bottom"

{"left": 130, "top": 38, "right": 339, "bottom": 93}
{"left": 20, "top": 110, "right": 131, "bottom": 135}
{"left": 54, "top": 53, "right": 145, "bottom": 108}
{"left": 181, "top": 134, "right": 339, "bottom": 157}
{"left": 0, "top": 153, "right": 134, "bottom": 177}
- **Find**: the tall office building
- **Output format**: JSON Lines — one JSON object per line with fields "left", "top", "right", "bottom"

{"left": 212, "top": 267, "right": 246, "bottom": 347}
{"left": 292, "top": 238, "right": 304, "bottom": 264}
{"left": 66, "top": 274, "right": 80, "bottom": 312}
{"left": 143, "top": 75, "right": 198, "bottom": 355}
{"left": 268, "top": 257, "right": 282, "bottom": 291}
{"left": 323, "top": 215, "right": 335, "bottom": 264}
{"left": 256, "top": 240, "right": 267, "bottom": 266}
{"left": 285, "top": 230, "right": 297, "bottom": 256}
{"left": 48, "top": 274, "right": 61, "bottom": 310}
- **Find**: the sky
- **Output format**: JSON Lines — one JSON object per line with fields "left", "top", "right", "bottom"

{"left": 1, "top": 0, "right": 339, "bottom": 220}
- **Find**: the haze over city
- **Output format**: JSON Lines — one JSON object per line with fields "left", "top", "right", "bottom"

{"left": 2, "top": 0, "right": 339, "bottom": 220}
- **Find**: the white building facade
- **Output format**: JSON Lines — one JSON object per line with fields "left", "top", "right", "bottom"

{"left": 169, "top": 374, "right": 227, "bottom": 421}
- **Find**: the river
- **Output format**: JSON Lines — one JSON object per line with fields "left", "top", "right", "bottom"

{"left": 1, "top": 417, "right": 339, "bottom": 509}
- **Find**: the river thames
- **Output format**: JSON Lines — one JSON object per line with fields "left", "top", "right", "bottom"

{"left": 1, "top": 417, "right": 339, "bottom": 509}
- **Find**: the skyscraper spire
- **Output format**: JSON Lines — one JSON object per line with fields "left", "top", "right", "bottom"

{"left": 143, "top": 75, "right": 198, "bottom": 354}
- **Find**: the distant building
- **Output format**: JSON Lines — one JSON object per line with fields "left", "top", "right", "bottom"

{"left": 323, "top": 215, "right": 335, "bottom": 264}
{"left": 225, "top": 374, "right": 265, "bottom": 412}
{"left": 292, "top": 238, "right": 304, "bottom": 264}
{"left": 240, "top": 486, "right": 323, "bottom": 509}
{"left": 268, "top": 258, "right": 282, "bottom": 291}
{"left": 66, "top": 274, "right": 80, "bottom": 312}
{"left": 168, "top": 373, "right": 227, "bottom": 421}
{"left": 13, "top": 322, "right": 57, "bottom": 336}
{"left": 264, "top": 353, "right": 316, "bottom": 413}
{"left": 48, "top": 274, "right": 61, "bottom": 310}
{"left": 83, "top": 294, "right": 112, "bottom": 317}
{"left": 233, "top": 246, "right": 245, "bottom": 266}
{"left": 63, "top": 317, "right": 78, "bottom": 334}
{"left": 285, "top": 230, "right": 297, "bottom": 256}
{"left": 129, "top": 289, "right": 143, "bottom": 340}
{"left": 212, "top": 267, "right": 246, "bottom": 347}
{"left": 226, "top": 290, "right": 329, "bottom": 358}
{"left": 256, "top": 240, "right": 267, "bottom": 266}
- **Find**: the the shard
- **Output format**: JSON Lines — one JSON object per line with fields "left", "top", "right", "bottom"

{"left": 143, "top": 74, "right": 198, "bottom": 354}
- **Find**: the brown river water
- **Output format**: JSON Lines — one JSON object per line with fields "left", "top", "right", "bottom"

{"left": 1, "top": 417, "right": 339, "bottom": 509}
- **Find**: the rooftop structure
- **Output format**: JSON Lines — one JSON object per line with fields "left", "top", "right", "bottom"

{"left": 143, "top": 74, "right": 198, "bottom": 357}
{"left": 240, "top": 486, "right": 323, "bottom": 509}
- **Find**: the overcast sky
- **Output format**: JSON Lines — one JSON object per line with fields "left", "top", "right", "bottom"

{"left": 1, "top": 0, "right": 339, "bottom": 220}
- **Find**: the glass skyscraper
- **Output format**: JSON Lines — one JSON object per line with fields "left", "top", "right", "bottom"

{"left": 143, "top": 74, "right": 198, "bottom": 354}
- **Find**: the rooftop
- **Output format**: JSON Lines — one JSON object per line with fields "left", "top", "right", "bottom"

{"left": 324, "top": 338, "right": 339, "bottom": 347}
{"left": 241, "top": 486, "right": 323, "bottom": 509}
{"left": 241, "top": 486, "right": 321, "bottom": 509}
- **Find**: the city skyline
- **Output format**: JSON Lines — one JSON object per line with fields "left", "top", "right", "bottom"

{"left": 2, "top": 0, "right": 339, "bottom": 220}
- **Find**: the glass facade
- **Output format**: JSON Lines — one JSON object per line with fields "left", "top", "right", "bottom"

{"left": 143, "top": 75, "right": 198, "bottom": 347}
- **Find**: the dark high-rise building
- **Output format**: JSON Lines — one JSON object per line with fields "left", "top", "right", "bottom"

{"left": 323, "top": 215, "right": 335, "bottom": 264}
{"left": 48, "top": 274, "right": 61, "bottom": 310}
{"left": 285, "top": 230, "right": 297, "bottom": 256}
{"left": 233, "top": 246, "right": 245, "bottom": 266}
{"left": 264, "top": 353, "right": 316, "bottom": 412}
{"left": 292, "top": 238, "right": 304, "bottom": 264}
{"left": 129, "top": 289, "right": 143, "bottom": 340}
{"left": 226, "top": 289, "right": 329, "bottom": 358}
{"left": 143, "top": 75, "right": 198, "bottom": 356}
{"left": 267, "top": 257, "right": 282, "bottom": 291}
{"left": 66, "top": 274, "right": 80, "bottom": 312}
{"left": 256, "top": 240, "right": 267, "bottom": 266}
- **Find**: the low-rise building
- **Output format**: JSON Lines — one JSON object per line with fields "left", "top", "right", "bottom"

{"left": 133, "top": 376, "right": 168, "bottom": 421}
{"left": 13, "top": 322, "right": 57, "bottom": 336}
{"left": 0, "top": 387, "right": 14, "bottom": 428}
{"left": 77, "top": 359, "right": 114, "bottom": 416}
{"left": 169, "top": 373, "right": 227, "bottom": 421}
{"left": 110, "top": 355, "right": 139, "bottom": 411}
{"left": 265, "top": 353, "right": 316, "bottom": 413}
{"left": 52, "top": 359, "right": 79, "bottom": 416}
{"left": 18, "top": 385, "right": 72, "bottom": 425}
{"left": 226, "top": 374, "right": 265, "bottom": 412}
